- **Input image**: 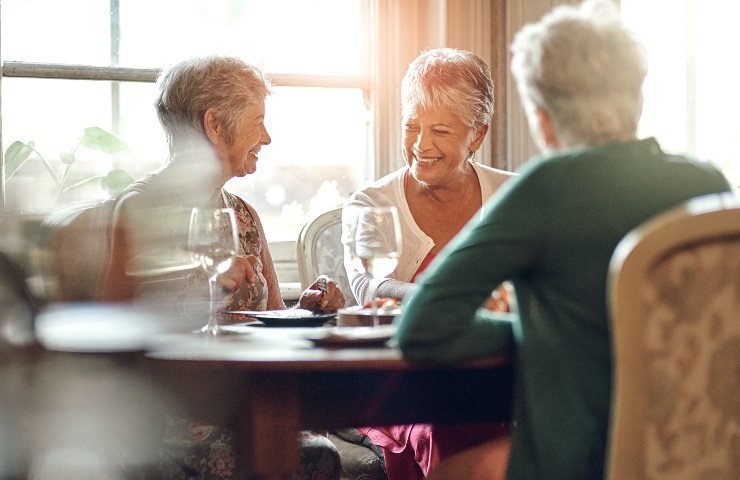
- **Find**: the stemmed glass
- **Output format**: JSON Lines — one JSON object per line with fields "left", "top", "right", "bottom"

{"left": 188, "top": 207, "right": 239, "bottom": 335}
{"left": 346, "top": 206, "right": 402, "bottom": 327}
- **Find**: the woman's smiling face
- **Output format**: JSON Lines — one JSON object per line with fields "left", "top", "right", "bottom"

{"left": 402, "top": 105, "right": 483, "bottom": 186}
{"left": 217, "top": 100, "right": 272, "bottom": 179}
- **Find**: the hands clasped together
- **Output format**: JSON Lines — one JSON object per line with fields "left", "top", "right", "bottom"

{"left": 215, "top": 255, "right": 345, "bottom": 312}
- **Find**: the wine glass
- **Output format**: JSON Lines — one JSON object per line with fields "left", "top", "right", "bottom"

{"left": 346, "top": 206, "right": 402, "bottom": 327}
{"left": 188, "top": 207, "right": 239, "bottom": 335}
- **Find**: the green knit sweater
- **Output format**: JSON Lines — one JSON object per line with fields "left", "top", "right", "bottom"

{"left": 396, "top": 138, "right": 732, "bottom": 480}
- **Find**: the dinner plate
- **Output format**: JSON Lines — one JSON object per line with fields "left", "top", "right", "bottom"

{"left": 302, "top": 325, "right": 397, "bottom": 348}
{"left": 224, "top": 309, "right": 336, "bottom": 327}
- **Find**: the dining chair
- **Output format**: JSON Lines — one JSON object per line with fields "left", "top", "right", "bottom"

{"left": 296, "top": 207, "right": 386, "bottom": 480}
{"left": 296, "top": 207, "right": 357, "bottom": 307}
{"left": 606, "top": 192, "right": 740, "bottom": 480}
{"left": 40, "top": 199, "right": 116, "bottom": 302}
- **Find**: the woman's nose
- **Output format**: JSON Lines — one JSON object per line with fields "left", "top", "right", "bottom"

{"left": 261, "top": 124, "right": 272, "bottom": 145}
{"left": 414, "top": 128, "right": 432, "bottom": 151}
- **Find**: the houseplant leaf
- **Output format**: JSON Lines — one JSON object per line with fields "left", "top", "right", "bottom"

{"left": 4, "top": 140, "right": 60, "bottom": 185}
{"left": 79, "top": 127, "right": 132, "bottom": 155}
{"left": 100, "top": 168, "right": 134, "bottom": 196}
{"left": 4, "top": 141, "right": 35, "bottom": 180}
{"left": 60, "top": 152, "right": 77, "bottom": 165}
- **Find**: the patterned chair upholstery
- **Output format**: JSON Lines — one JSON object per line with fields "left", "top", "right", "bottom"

{"left": 606, "top": 192, "right": 740, "bottom": 480}
{"left": 297, "top": 207, "right": 357, "bottom": 307}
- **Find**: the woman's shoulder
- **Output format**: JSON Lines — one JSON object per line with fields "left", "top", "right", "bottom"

{"left": 347, "top": 167, "right": 406, "bottom": 205}
{"left": 222, "top": 190, "right": 260, "bottom": 218}
{"left": 472, "top": 161, "right": 518, "bottom": 199}
{"left": 472, "top": 161, "right": 518, "bottom": 181}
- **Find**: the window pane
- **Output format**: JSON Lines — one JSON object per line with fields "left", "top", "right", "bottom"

{"left": 118, "top": 0, "right": 365, "bottom": 74}
{"left": 1, "top": 78, "right": 163, "bottom": 212}
{"left": 2, "top": 0, "right": 372, "bottom": 241}
{"left": 2, "top": 80, "right": 370, "bottom": 240}
{"left": 225, "top": 87, "right": 370, "bottom": 242}
{"left": 2, "top": 0, "right": 366, "bottom": 75}
{"left": 694, "top": 2, "right": 740, "bottom": 187}
{"left": 1, "top": 0, "right": 111, "bottom": 65}
{"left": 622, "top": 0, "right": 740, "bottom": 188}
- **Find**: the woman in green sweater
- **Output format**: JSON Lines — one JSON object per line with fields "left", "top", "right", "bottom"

{"left": 395, "top": 1, "right": 733, "bottom": 479}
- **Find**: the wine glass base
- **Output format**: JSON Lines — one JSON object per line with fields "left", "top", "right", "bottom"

{"left": 193, "top": 325, "right": 238, "bottom": 336}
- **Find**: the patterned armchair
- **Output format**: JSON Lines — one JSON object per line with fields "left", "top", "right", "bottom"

{"left": 606, "top": 192, "right": 740, "bottom": 480}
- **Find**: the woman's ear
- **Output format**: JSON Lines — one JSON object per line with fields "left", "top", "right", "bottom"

{"left": 534, "top": 105, "right": 559, "bottom": 150}
{"left": 203, "top": 108, "right": 222, "bottom": 145}
{"left": 469, "top": 124, "right": 490, "bottom": 153}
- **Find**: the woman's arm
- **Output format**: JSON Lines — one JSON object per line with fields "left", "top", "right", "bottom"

{"left": 396, "top": 168, "right": 548, "bottom": 362}
{"left": 244, "top": 202, "right": 286, "bottom": 310}
{"left": 342, "top": 192, "right": 417, "bottom": 306}
{"left": 374, "top": 278, "right": 417, "bottom": 304}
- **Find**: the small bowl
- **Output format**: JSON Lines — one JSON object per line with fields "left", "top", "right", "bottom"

{"left": 337, "top": 305, "right": 401, "bottom": 326}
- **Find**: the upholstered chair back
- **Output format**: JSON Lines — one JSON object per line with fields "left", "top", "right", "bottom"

{"left": 296, "top": 207, "right": 357, "bottom": 307}
{"left": 606, "top": 192, "right": 740, "bottom": 480}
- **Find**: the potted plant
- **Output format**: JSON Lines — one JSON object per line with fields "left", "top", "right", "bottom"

{"left": 3, "top": 126, "right": 135, "bottom": 204}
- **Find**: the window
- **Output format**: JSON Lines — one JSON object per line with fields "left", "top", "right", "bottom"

{"left": 621, "top": 0, "right": 740, "bottom": 189}
{"left": 1, "top": 0, "right": 373, "bottom": 241}
{"left": 2, "top": 1, "right": 506, "bottom": 247}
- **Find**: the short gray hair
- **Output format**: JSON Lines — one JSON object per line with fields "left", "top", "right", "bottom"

{"left": 401, "top": 48, "right": 494, "bottom": 130}
{"left": 155, "top": 55, "right": 271, "bottom": 151}
{"left": 510, "top": 0, "right": 647, "bottom": 147}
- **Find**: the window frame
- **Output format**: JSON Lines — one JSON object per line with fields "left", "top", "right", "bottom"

{"left": 0, "top": 0, "right": 514, "bottom": 297}
{"left": 0, "top": 0, "right": 375, "bottom": 212}
{"left": 0, "top": 0, "right": 518, "bottom": 212}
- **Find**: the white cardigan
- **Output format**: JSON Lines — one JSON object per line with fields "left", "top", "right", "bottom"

{"left": 342, "top": 160, "right": 514, "bottom": 305}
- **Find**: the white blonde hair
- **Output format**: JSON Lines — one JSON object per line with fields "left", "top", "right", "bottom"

{"left": 401, "top": 48, "right": 494, "bottom": 130}
{"left": 155, "top": 55, "right": 271, "bottom": 151}
{"left": 511, "top": 0, "right": 647, "bottom": 148}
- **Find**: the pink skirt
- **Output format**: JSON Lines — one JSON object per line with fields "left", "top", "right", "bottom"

{"left": 359, "top": 422, "right": 510, "bottom": 480}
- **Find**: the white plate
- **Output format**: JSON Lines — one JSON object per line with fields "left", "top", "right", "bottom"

{"left": 302, "top": 325, "right": 397, "bottom": 347}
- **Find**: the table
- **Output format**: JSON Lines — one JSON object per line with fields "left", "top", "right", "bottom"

{"left": 146, "top": 327, "right": 513, "bottom": 480}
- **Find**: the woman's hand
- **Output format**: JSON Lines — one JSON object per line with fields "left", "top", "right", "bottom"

{"left": 483, "top": 283, "right": 513, "bottom": 313}
{"left": 216, "top": 255, "right": 259, "bottom": 293}
{"left": 299, "top": 275, "right": 345, "bottom": 312}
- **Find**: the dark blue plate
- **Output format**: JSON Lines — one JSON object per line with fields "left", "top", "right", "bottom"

{"left": 225, "top": 309, "right": 336, "bottom": 327}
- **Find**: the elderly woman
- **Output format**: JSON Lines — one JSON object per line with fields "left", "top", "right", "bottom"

{"left": 397, "top": 2, "right": 732, "bottom": 480}
{"left": 344, "top": 48, "right": 515, "bottom": 306}
{"left": 103, "top": 56, "right": 343, "bottom": 480}
{"left": 342, "top": 48, "right": 515, "bottom": 480}
{"left": 104, "top": 56, "right": 343, "bottom": 315}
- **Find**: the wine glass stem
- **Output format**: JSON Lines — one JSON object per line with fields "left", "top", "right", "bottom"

{"left": 371, "top": 296, "right": 379, "bottom": 328}
{"left": 206, "top": 275, "right": 219, "bottom": 335}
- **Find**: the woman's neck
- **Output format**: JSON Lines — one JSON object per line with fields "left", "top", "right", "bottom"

{"left": 407, "top": 164, "right": 480, "bottom": 206}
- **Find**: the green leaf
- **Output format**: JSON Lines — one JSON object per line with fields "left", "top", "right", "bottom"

{"left": 79, "top": 127, "right": 132, "bottom": 155}
{"left": 4, "top": 141, "right": 35, "bottom": 180}
{"left": 100, "top": 168, "right": 134, "bottom": 196}
{"left": 60, "top": 152, "right": 76, "bottom": 165}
